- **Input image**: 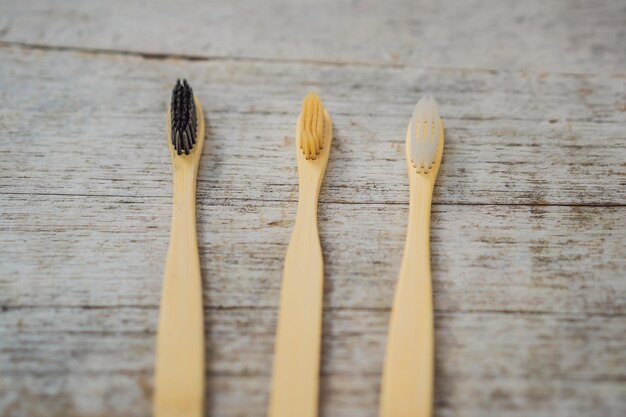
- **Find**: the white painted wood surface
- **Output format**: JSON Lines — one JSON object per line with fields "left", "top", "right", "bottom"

{"left": 0, "top": 0, "right": 624, "bottom": 73}
{"left": 0, "top": 1, "right": 625, "bottom": 416}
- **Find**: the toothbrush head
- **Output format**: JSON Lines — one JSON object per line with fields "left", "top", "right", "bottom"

{"left": 298, "top": 92, "right": 326, "bottom": 160}
{"left": 170, "top": 79, "right": 197, "bottom": 156}
{"left": 408, "top": 96, "right": 443, "bottom": 175}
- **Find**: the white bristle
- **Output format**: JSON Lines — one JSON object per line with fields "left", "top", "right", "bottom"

{"left": 409, "top": 96, "right": 440, "bottom": 174}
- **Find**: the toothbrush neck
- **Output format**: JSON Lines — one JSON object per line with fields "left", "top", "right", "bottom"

{"left": 407, "top": 175, "right": 435, "bottom": 247}
{"left": 171, "top": 168, "right": 198, "bottom": 224}
{"left": 294, "top": 183, "right": 321, "bottom": 228}
{"left": 409, "top": 176, "right": 434, "bottom": 213}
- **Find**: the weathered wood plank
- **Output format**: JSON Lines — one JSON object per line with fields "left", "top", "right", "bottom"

{"left": 1, "top": 194, "right": 624, "bottom": 314}
{"left": 0, "top": 0, "right": 624, "bottom": 73}
{"left": 0, "top": 2, "right": 625, "bottom": 415}
{"left": 0, "top": 46, "right": 624, "bottom": 205}
{"left": 1, "top": 307, "right": 625, "bottom": 417}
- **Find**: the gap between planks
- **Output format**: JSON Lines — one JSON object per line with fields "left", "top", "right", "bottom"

{"left": 1, "top": 40, "right": 623, "bottom": 78}
{"left": 2, "top": 304, "right": 625, "bottom": 319}
{"left": 2, "top": 191, "right": 625, "bottom": 208}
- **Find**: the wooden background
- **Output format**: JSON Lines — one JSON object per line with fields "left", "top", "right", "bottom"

{"left": 0, "top": 0, "right": 624, "bottom": 416}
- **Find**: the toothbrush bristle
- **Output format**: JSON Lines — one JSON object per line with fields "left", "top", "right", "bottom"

{"left": 409, "top": 96, "right": 440, "bottom": 174}
{"left": 299, "top": 92, "right": 325, "bottom": 160}
{"left": 170, "top": 79, "right": 197, "bottom": 156}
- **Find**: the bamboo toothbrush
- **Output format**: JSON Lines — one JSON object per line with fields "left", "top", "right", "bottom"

{"left": 380, "top": 96, "right": 444, "bottom": 417}
{"left": 268, "top": 92, "right": 333, "bottom": 417}
{"left": 154, "top": 79, "right": 205, "bottom": 417}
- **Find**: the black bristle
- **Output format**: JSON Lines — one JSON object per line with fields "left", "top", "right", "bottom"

{"left": 170, "top": 79, "right": 197, "bottom": 155}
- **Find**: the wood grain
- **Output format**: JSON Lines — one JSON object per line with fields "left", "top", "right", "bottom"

{"left": 1, "top": 194, "right": 624, "bottom": 314}
{"left": 0, "top": 46, "right": 624, "bottom": 206}
{"left": 0, "top": 0, "right": 624, "bottom": 73}
{"left": 0, "top": 2, "right": 625, "bottom": 415}
{"left": 1, "top": 307, "right": 624, "bottom": 417}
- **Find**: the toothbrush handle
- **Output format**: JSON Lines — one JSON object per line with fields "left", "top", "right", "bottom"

{"left": 155, "top": 171, "right": 204, "bottom": 417}
{"left": 269, "top": 197, "right": 324, "bottom": 417}
{"left": 380, "top": 178, "right": 434, "bottom": 417}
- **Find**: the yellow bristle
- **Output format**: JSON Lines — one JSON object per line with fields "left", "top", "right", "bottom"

{"left": 299, "top": 92, "right": 325, "bottom": 160}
